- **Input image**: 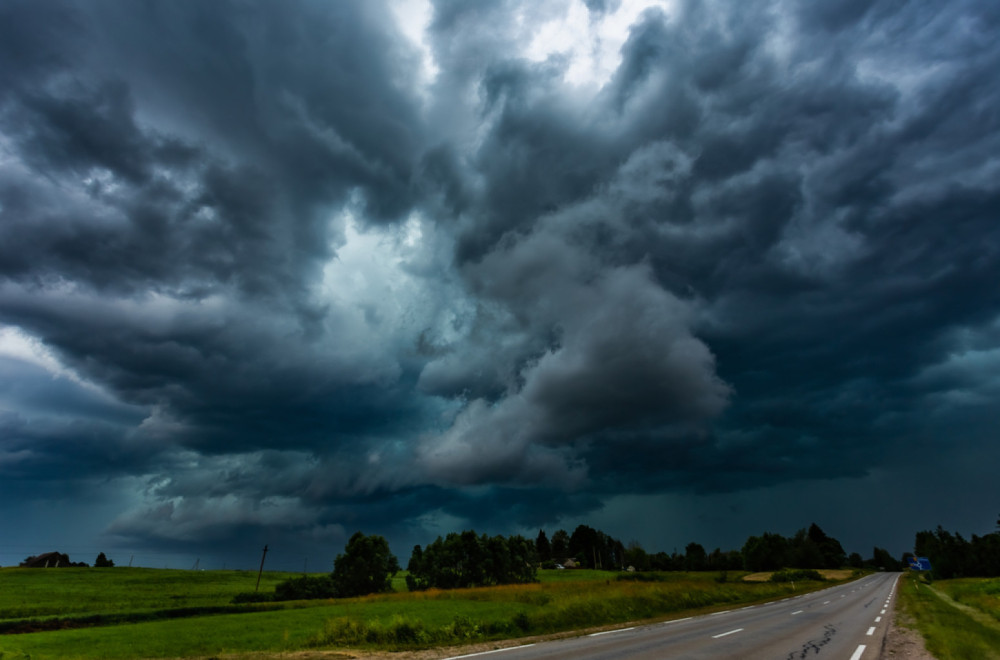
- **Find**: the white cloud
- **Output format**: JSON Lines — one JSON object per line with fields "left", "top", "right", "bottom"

{"left": 524, "top": 0, "right": 678, "bottom": 89}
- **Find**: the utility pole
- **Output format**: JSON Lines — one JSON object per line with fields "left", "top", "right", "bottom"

{"left": 255, "top": 545, "right": 269, "bottom": 592}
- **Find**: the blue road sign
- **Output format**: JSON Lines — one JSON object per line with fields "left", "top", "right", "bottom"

{"left": 909, "top": 557, "right": 932, "bottom": 570}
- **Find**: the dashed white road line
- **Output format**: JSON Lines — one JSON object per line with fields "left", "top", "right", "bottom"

{"left": 850, "top": 645, "right": 867, "bottom": 660}
{"left": 589, "top": 627, "right": 634, "bottom": 637}
{"left": 867, "top": 626, "right": 876, "bottom": 636}
{"left": 791, "top": 610, "right": 803, "bottom": 615}
{"left": 711, "top": 628, "right": 744, "bottom": 639}
{"left": 444, "top": 645, "right": 536, "bottom": 660}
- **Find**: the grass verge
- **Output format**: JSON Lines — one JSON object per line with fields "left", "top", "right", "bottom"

{"left": 0, "top": 569, "right": 846, "bottom": 659}
{"left": 897, "top": 572, "right": 1000, "bottom": 660}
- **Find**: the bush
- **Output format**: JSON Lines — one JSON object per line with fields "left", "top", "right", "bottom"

{"left": 769, "top": 569, "right": 824, "bottom": 582}
{"left": 616, "top": 572, "right": 665, "bottom": 582}
{"left": 231, "top": 591, "right": 274, "bottom": 604}
{"left": 273, "top": 575, "right": 336, "bottom": 601}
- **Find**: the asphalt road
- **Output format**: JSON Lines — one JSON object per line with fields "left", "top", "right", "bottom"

{"left": 444, "top": 572, "right": 901, "bottom": 660}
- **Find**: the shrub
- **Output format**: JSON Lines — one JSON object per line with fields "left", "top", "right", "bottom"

{"left": 231, "top": 591, "right": 274, "bottom": 604}
{"left": 273, "top": 575, "right": 336, "bottom": 601}
{"left": 769, "top": 569, "right": 824, "bottom": 582}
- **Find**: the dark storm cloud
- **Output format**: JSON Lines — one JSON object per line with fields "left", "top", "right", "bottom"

{"left": 1, "top": 0, "right": 998, "bottom": 560}
{"left": 413, "top": 0, "right": 1000, "bottom": 498}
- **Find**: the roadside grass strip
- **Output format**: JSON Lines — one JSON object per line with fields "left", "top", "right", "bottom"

{"left": 0, "top": 568, "right": 852, "bottom": 659}
{"left": 899, "top": 574, "right": 1000, "bottom": 660}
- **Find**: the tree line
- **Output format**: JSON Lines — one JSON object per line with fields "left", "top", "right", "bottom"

{"left": 909, "top": 516, "right": 1000, "bottom": 579}
{"left": 245, "top": 514, "right": 1000, "bottom": 602}
{"left": 19, "top": 551, "right": 115, "bottom": 568}
{"left": 260, "top": 521, "right": 884, "bottom": 602}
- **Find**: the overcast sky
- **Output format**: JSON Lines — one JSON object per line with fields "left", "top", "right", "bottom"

{"left": 1, "top": 0, "right": 998, "bottom": 570}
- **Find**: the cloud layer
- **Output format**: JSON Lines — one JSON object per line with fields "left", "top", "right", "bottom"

{"left": 2, "top": 0, "right": 998, "bottom": 565}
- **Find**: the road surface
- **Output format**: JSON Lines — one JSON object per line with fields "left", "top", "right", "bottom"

{"left": 444, "top": 572, "right": 901, "bottom": 660}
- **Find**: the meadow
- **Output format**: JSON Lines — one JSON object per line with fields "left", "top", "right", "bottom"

{"left": 0, "top": 567, "right": 847, "bottom": 659}
{"left": 897, "top": 572, "right": 1000, "bottom": 659}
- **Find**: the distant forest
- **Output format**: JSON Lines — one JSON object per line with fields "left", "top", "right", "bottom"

{"left": 530, "top": 522, "right": 898, "bottom": 574}
{"left": 908, "top": 516, "right": 1000, "bottom": 579}
{"left": 20, "top": 516, "right": 1000, "bottom": 588}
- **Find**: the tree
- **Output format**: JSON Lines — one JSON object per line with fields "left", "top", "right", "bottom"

{"left": 535, "top": 530, "right": 551, "bottom": 563}
{"left": 624, "top": 540, "right": 649, "bottom": 571}
{"left": 569, "top": 525, "right": 601, "bottom": 568}
{"left": 566, "top": 525, "right": 624, "bottom": 569}
{"left": 869, "top": 547, "right": 900, "bottom": 571}
{"left": 808, "top": 523, "right": 847, "bottom": 568}
{"left": 330, "top": 532, "right": 399, "bottom": 597}
{"left": 550, "top": 529, "right": 570, "bottom": 561}
{"left": 406, "top": 531, "right": 537, "bottom": 590}
{"left": 94, "top": 552, "right": 114, "bottom": 567}
{"left": 742, "top": 532, "right": 789, "bottom": 572}
{"left": 684, "top": 543, "right": 707, "bottom": 571}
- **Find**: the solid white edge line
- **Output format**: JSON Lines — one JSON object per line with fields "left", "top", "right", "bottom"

{"left": 588, "top": 627, "right": 635, "bottom": 637}
{"left": 663, "top": 617, "right": 692, "bottom": 624}
{"left": 711, "top": 628, "right": 744, "bottom": 639}
{"left": 444, "top": 645, "right": 536, "bottom": 660}
{"left": 849, "top": 645, "right": 866, "bottom": 660}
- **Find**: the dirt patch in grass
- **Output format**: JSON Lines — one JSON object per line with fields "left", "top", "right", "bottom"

{"left": 882, "top": 603, "right": 936, "bottom": 659}
{"left": 741, "top": 572, "right": 772, "bottom": 582}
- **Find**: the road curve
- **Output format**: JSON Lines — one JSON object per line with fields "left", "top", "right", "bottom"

{"left": 443, "top": 572, "right": 901, "bottom": 660}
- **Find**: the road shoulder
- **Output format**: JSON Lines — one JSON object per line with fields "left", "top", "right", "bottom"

{"left": 881, "top": 601, "right": 935, "bottom": 659}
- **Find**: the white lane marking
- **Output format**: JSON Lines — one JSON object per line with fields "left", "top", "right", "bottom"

{"left": 665, "top": 617, "right": 692, "bottom": 624}
{"left": 823, "top": 600, "right": 831, "bottom": 605}
{"left": 850, "top": 645, "right": 867, "bottom": 660}
{"left": 791, "top": 610, "right": 803, "bottom": 615}
{"left": 589, "top": 627, "right": 635, "bottom": 637}
{"left": 444, "top": 645, "right": 536, "bottom": 660}
{"left": 875, "top": 616, "right": 882, "bottom": 623}
{"left": 709, "top": 610, "right": 732, "bottom": 616}
{"left": 867, "top": 626, "right": 876, "bottom": 636}
{"left": 881, "top": 609, "right": 886, "bottom": 614}
{"left": 712, "top": 628, "right": 744, "bottom": 639}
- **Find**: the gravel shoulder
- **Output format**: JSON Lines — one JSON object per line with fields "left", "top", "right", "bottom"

{"left": 881, "top": 601, "right": 935, "bottom": 660}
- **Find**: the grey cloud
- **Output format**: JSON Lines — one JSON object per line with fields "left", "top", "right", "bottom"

{"left": 1, "top": 0, "right": 999, "bottom": 564}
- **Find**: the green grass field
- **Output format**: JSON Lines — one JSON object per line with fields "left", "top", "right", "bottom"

{"left": 0, "top": 567, "right": 846, "bottom": 659}
{"left": 897, "top": 572, "right": 1000, "bottom": 659}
